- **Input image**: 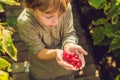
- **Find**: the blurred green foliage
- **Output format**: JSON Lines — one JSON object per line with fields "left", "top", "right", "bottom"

{"left": 0, "top": 0, "right": 19, "bottom": 80}
{"left": 88, "top": 0, "right": 120, "bottom": 55}
{"left": 88, "top": 0, "right": 120, "bottom": 79}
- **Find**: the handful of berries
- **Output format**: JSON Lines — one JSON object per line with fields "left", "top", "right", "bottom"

{"left": 62, "top": 50, "right": 82, "bottom": 69}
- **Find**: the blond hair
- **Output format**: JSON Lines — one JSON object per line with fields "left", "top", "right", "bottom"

{"left": 23, "top": 0, "right": 70, "bottom": 14}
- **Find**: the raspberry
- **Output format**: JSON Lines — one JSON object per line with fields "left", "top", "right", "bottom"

{"left": 62, "top": 50, "right": 82, "bottom": 69}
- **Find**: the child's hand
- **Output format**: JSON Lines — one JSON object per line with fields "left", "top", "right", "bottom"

{"left": 56, "top": 50, "right": 78, "bottom": 71}
{"left": 62, "top": 50, "right": 82, "bottom": 70}
{"left": 63, "top": 43, "right": 88, "bottom": 69}
{"left": 64, "top": 43, "right": 88, "bottom": 55}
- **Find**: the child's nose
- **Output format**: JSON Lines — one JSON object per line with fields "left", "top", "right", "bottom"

{"left": 50, "top": 17, "right": 59, "bottom": 26}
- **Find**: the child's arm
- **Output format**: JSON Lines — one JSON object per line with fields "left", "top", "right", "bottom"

{"left": 36, "top": 48, "right": 58, "bottom": 60}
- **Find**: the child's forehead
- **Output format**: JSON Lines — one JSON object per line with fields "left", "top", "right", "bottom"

{"left": 41, "top": 5, "right": 66, "bottom": 15}
{"left": 41, "top": 5, "right": 60, "bottom": 14}
{"left": 44, "top": 7, "right": 59, "bottom": 14}
{"left": 39, "top": 9, "right": 60, "bottom": 16}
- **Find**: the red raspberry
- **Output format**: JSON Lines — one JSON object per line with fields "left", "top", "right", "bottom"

{"left": 62, "top": 50, "right": 82, "bottom": 69}
{"left": 75, "top": 62, "right": 82, "bottom": 68}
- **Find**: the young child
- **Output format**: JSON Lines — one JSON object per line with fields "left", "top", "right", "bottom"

{"left": 17, "top": 0, "right": 88, "bottom": 80}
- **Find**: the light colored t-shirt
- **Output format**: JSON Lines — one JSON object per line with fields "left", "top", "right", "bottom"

{"left": 17, "top": 4, "right": 78, "bottom": 79}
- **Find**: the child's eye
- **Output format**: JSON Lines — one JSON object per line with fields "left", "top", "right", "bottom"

{"left": 45, "top": 16, "right": 53, "bottom": 19}
{"left": 46, "top": 17, "right": 52, "bottom": 19}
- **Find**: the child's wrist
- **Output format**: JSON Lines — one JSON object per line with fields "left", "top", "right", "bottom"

{"left": 64, "top": 43, "right": 75, "bottom": 50}
{"left": 54, "top": 49, "right": 60, "bottom": 56}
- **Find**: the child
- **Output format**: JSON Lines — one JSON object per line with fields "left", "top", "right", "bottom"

{"left": 17, "top": 0, "right": 88, "bottom": 80}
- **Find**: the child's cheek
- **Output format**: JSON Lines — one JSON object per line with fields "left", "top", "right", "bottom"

{"left": 41, "top": 17, "right": 50, "bottom": 25}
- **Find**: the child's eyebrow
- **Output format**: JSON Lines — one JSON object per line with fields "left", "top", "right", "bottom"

{"left": 44, "top": 12, "right": 58, "bottom": 16}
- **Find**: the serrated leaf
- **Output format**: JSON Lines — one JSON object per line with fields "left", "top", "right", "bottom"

{"left": 0, "top": 70, "right": 9, "bottom": 80}
{"left": 0, "top": 58, "right": 11, "bottom": 70}
{"left": 88, "top": 0, "right": 106, "bottom": 9}
{"left": 109, "top": 37, "right": 120, "bottom": 52}
{"left": 104, "top": 23, "right": 113, "bottom": 38}
{"left": 92, "top": 18, "right": 106, "bottom": 25}
{"left": 92, "top": 27, "right": 105, "bottom": 45}
{"left": 2, "top": 29, "right": 17, "bottom": 61}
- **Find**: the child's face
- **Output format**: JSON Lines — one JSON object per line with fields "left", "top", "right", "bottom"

{"left": 34, "top": 9, "right": 63, "bottom": 27}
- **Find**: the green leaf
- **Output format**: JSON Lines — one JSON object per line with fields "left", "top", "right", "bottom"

{"left": 0, "top": 58, "right": 11, "bottom": 70}
{"left": 88, "top": 0, "right": 106, "bottom": 9}
{"left": 107, "top": 3, "right": 120, "bottom": 20}
{"left": 104, "top": 23, "right": 113, "bottom": 38}
{"left": 0, "top": 3, "right": 5, "bottom": 12}
{"left": 0, "top": 25, "right": 5, "bottom": 53}
{"left": 115, "top": 74, "right": 120, "bottom": 80}
{"left": 0, "top": 0, "right": 20, "bottom": 6}
{"left": 117, "top": 0, "right": 120, "bottom": 2}
{"left": 2, "top": 29, "right": 17, "bottom": 61}
{"left": 109, "top": 37, "right": 120, "bottom": 52}
{"left": 0, "top": 70, "right": 9, "bottom": 80}
{"left": 112, "top": 15, "right": 119, "bottom": 24}
{"left": 104, "top": 2, "right": 111, "bottom": 14}
{"left": 114, "top": 31, "right": 120, "bottom": 36}
{"left": 7, "top": 17, "right": 17, "bottom": 26}
{"left": 92, "top": 18, "right": 106, "bottom": 25}
{"left": 92, "top": 27, "right": 105, "bottom": 45}
{"left": 7, "top": 66, "right": 12, "bottom": 72}
{"left": 0, "top": 41, "right": 6, "bottom": 53}
{"left": 9, "top": 77, "right": 14, "bottom": 80}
